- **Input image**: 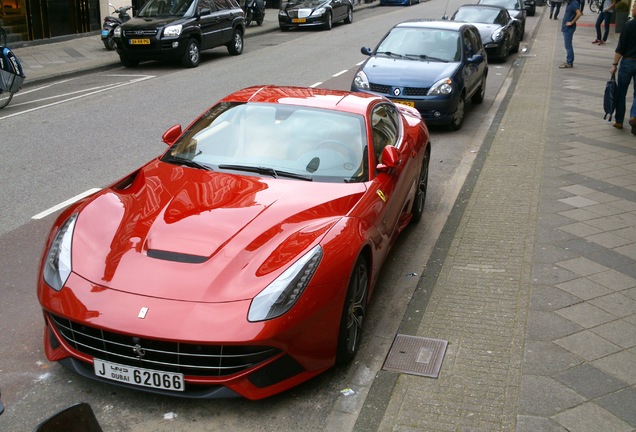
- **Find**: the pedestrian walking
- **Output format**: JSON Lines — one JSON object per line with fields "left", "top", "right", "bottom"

{"left": 593, "top": 0, "right": 617, "bottom": 45}
{"left": 559, "top": 0, "right": 582, "bottom": 68}
{"left": 550, "top": 0, "right": 563, "bottom": 19}
{"left": 610, "top": 0, "right": 636, "bottom": 134}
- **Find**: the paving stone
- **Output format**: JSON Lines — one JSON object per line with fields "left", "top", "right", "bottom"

{"left": 552, "top": 363, "right": 627, "bottom": 399}
{"left": 516, "top": 415, "right": 568, "bottom": 432}
{"left": 554, "top": 330, "right": 621, "bottom": 361}
{"left": 526, "top": 310, "right": 583, "bottom": 342}
{"left": 592, "top": 351, "right": 636, "bottom": 385}
{"left": 555, "top": 257, "right": 610, "bottom": 277}
{"left": 529, "top": 285, "right": 581, "bottom": 311}
{"left": 555, "top": 303, "right": 616, "bottom": 328}
{"left": 588, "top": 270, "right": 636, "bottom": 291}
{"left": 519, "top": 375, "right": 585, "bottom": 417}
{"left": 523, "top": 340, "right": 583, "bottom": 376}
{"left": 555, "top": 277, "right": 613, "bottom": 300}
{"left": 552, "top": 402, "right": 632, "bottom": 432}
{"left": 591, "top": 318, "right": 636, "bottom": 349}
{"left": 596, "top": 387, "right": 636, "bottom": 428}
{"left": 589, "top": 293, "right": 636, "bottom": 318}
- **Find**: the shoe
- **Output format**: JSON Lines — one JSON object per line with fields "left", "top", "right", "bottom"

{"left": 559, "top": 63, "right": 573, "bottom": 68}
{"left": 592, "top": 39, "right": 601, "bottom": 44}
{"left": 613, "top": 122, "right": 623, "bottom": 129}
{"left": 549, "top": 14, "right": 553, "bottom": 18}
{"left": 630, "top": 117, "right": 636, "bottom": 135}
{"left": 598, "top": 40, "right": 606, "bottom": 45}
{"left": 554, "top": 16, "right": 558, "bottom": 19}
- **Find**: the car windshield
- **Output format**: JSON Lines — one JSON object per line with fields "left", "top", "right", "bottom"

{"left": 138, "top": 0, "right": 196, "bottom": 17}
{"left": 479, "top": 0, "right": 519, "bottom": 9}
{"left": 453, "top": 7, "right": 501, "bottom": 24}
{"left": 162, "top": 102, "right": 368, "bottom": 183}
{"left": 376, "top": 27, "right": 461, "bottom": 62}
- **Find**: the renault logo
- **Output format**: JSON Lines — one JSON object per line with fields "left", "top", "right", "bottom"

{"left": 393, "top": 88, "right": 401, "bottom": 97}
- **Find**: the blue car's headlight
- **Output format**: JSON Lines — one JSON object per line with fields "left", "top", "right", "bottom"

{"left": 353, "top": 70, "right": 370, "bottom": 91}
{"left": 428, "top": 78, "right": 453, "bottom": 95}
{"left": 248, "top": 245, "right": 323, "bottom": 322}
{"left": 43, "top": 214, "right": 77, "bottom": 291}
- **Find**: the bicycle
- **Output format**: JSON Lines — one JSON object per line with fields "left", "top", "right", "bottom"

{"left": 589, "top": 0, "right": 601, "bottom": 13}
{"left": 0, "top": 24, "right": 25, "bottom": 110}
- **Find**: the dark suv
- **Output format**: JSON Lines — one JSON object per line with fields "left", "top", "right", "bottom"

{"left": 114, "top": 0, "right": 245, "bottom": 68}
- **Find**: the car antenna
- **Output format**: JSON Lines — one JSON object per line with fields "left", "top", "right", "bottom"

{"left": 441, "top": 0, "right": 450, "bottom": 19}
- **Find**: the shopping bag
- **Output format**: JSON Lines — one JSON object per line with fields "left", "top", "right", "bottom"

{"left": 604, "top": 73, "right": 617, "bottom": 122}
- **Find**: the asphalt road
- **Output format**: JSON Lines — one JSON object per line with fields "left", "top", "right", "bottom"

{"left": 0, "top": 1, "right": 536, "bottom": 430}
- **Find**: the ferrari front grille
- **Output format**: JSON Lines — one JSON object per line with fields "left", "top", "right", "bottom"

{"left": 48, "top": 314, "right": 280, "bottom": 377}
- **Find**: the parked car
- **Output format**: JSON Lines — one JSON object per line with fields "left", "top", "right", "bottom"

{"left": 352, "top": 20, "right": 488, "bottom": 130}
{"left": 113, "top": 0, "right": 245, "bottom": 68}
{"left": 477, "top": 0, "right": 527, "bottom": 39}
{"left": 37, "top": 85, "right": 431, "bottom": 400}
{"left": 379, "top": 0, "right": 420, "bottom": 6}
{"left": 278, "top": 0, "right": 354, "bottom": 30}
{"left": 451, "top": 4, "right": 520, "bottom": 61}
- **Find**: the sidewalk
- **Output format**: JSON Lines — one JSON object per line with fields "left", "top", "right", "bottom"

{"left": 355, "top": 8, "right": 636, "bottom": 432}
{"left": 10, "top": 5, "right": 636, "bottom": 432}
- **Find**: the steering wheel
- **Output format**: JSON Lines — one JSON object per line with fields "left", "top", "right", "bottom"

{"left": 319, "top": 139, "right": 358, "bottom": 165}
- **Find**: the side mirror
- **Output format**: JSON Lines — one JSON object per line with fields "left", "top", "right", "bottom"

{"left": 360, "top": 47, "right": 372, "bottom": 56}
{"left": 162, "top": 124, "right": 182, "bottom": 145}
{"left": 199, "top": 7, "right": 211, "bottom": 15}
{"left": 467, "top": 54, "right": 484, "bottom": 64}
{"left": 376, "top": 145, "right": 400, "bottom": 172}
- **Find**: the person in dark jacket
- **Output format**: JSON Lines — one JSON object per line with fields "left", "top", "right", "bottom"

{"left": 610, "top": 1, "right": 636, "bottom": 134}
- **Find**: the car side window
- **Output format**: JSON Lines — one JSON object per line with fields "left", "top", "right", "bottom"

{"left": 470, "top": 29, "right": 483, "bottom": 51}
{"left": 214, "top": 0, "right": 232, "bottom": 9}
{"left": 198, "top": 0, "right": 217, "bottom": 12}
{"left": 371, "top": 104, "right": 399, "bottom": 164}
{"left": 463, "top": 29, "right": 475, "bottom": 58}
{"left": 496, "top": 11, "right": 505, "bottom": 25}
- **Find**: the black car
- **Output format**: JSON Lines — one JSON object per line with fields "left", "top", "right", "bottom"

{"left": 477, "top": 0, "right": 527, "bottom": 40}
{"left": 351, "top": 20, "right": 488, "bottom": 131}
{"left": 114, "top": 0, "right": 245, "bottom": 68}
{"left": 451, "top": 4, "right": 520, "bottom": 61}
{"left": 278, "top": 0, "right": 354, "bottom": 31}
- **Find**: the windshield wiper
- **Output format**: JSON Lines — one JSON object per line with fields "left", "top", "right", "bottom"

{"left": 376, "top": 51, "right": 403, "bottom": 59}
{"left": 218, "top": 164, "right": 313, "bottom": 181}
{"left": 404, "top": 53, "right": 449, "bottom": 62}
{"left": 164, "top": 155, "right": 212, "bottom": 171}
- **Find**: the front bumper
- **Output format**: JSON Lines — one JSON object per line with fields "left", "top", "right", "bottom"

{"left": 278, "top": 14, "right": 328, "bottom": 29}
{"left": 115, "top": 35, "right": 188, "bottom": 62}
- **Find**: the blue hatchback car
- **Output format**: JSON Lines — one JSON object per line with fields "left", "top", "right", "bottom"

{"left": 351, "top": 20, "right": 488, "bottom": 130}
{"left": 379, "top": 0, "right": 420, "bottom": 6}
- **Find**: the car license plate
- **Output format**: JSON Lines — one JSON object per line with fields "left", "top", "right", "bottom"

{"left": 94, "top": 358, "right": 184, "bottom": 391}
{"left": 101, "top": 30, "right": 110, "bottom": 37}
{"left": 292, "top": 18, "right": 306, "bottom": 23}
{"left": 129, "top": 38, "right": 150, "bottom": 45}
{"left": 392, "top": 100, "right": 415, "bottom": 107}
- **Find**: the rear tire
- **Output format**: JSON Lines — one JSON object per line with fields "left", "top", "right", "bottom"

{"left": 449, "top": 94, "right": 465, "bottom": 131}
{"left": 472, "top": 77, "right": 486, "bottom": 104}
{"left": 0, "top": 89, "right": 14, "bottom": 110}
{"left": 344, "top": 6, "right": 353, "bottom": 23}
{"left": 335, "top": 256, "right": 368, "bottom": 364}
{"left": 227, "top": 29, "right": 243, "bottom": 55}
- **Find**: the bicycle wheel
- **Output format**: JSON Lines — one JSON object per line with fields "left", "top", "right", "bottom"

{"left": 0, "top": 26, "right": 7, "bottom": 47}
{"left": 590, "top": 0, "right": 599, "bottom": 13}
{"left": 0, "top": 89, "right": 14, "bottom": 109}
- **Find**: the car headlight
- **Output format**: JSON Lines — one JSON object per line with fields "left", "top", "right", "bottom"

{"left": 279, "top": 9, "right": 288, "bottom": 16}
{"left": 113, "top": 26, "right": 122, "bottom": 38}
{"left": 427, "top": 78, "right": 453, "bottom": 95}
{"left": 311, "top": 7, "right": 326, "bottom": 16}
{"left": 248, "top": 245, "right": 323, "bottom": 322}
{"left": 43, "top": 214, "right": 77, "bottom": 291}
{"left": 163, "top": 24, "right": 182, "bottom": 37}
{"left": 353, "top": 71, "right": 370, "bottom": 91}
{"left": 492, "top": 29, "right": 503, "bottom": 42}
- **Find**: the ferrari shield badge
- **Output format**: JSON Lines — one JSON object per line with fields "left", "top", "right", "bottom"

{"left": 377, "top": 190, "right": 387, "bottom": 202}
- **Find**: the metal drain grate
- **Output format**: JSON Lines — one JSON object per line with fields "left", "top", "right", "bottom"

{"left": 383, "top": 334, "right": 448, "bottom": 378}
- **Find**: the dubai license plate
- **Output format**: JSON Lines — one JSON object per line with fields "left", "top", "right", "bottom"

{"left": 94, "top": 358, "right": 184, "bottom": 391}
{"left": 292, "top": 18, "right": 306, "bottom": 23}
{"left": 129, "top": 38, "right": 150, "bottom": 45}
{"left": 392, "top": 100, "right": 415, "bottom": 107}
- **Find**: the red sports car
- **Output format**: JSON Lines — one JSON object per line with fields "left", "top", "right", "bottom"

{"left": 37, "top": 85, "right": 431, "bottom": 400}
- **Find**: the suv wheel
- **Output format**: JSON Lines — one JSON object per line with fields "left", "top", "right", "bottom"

{"left": 120, "top": 56, "right": 139, "bottom": 68}
{"left": 182, "top": 39, "right": 200, "bottom": 68}
{"left": 227, "top": 29, "right": 243, "bottom": 55}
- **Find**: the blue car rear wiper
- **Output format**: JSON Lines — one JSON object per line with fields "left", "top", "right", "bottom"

{"left": 218, "top": 164, "right": 313, "bottom": 181}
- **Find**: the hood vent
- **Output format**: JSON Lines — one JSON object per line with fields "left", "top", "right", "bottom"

{"left": 147, "top": 249, "right": 208, "bottom": 264}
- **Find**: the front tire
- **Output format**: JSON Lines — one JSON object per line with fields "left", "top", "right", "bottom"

{"left": 181, "top": 38, "right": 200, "bottom": 68}
{"left": 120, "top": 56, "right": 140, "bottom": 68}
{"left": 0, "top": 89, "right": 14, "bottom": 110}
{"left": 411, "top": 150, "right": 430, "bottom": 223}
{"left": 336, "top": 256, "right": 368, "bottom": 364}
{"left": 102, "top": 35, "right": 116, "bottom": 50}
{"left": 227, "top": 29, "right": 244, "bottom": 55}
{"left": 449, "top": 94, "right": 466, "bottom": 131}
{"left": 323, "top": 12, "right": 333, "bottom": 30}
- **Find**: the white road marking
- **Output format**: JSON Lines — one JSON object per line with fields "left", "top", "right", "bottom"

{"left": 32, "top": 188, "right": 102, "bottom": 220}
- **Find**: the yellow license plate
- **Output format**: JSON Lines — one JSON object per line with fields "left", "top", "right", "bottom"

{"left": 392, "top": 100, "right": 415, "bottom": 107}
{"left": 292, "top": 18, "right": 306, "bottom": 23}
{"left": 129, "top": 38, "right": 150, "bottom": 45}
